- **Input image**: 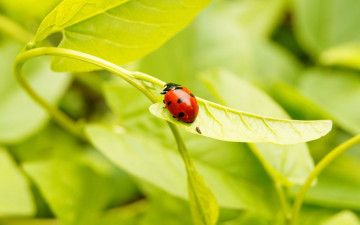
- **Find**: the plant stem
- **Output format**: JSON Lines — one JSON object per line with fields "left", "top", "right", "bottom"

{"left": 248, "top": 144, "right": 292, "bottom": 222}
{"left": 274, "top": 182, "right": 291, "bottom": 223}
{"left": 167, "top": 122, "right": 193, "bottom": 166}
{"left": 0, "top": 14, "right": 33, "bottom": 44}
{"left": 290, "top": 134, "right": 360, "bottom": 225}
{"left": 14, "top": 47, "right": 161, "bottom": 137}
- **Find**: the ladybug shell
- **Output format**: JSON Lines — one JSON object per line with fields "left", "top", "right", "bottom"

{"left": 164, "top": 87, "right": 199, "bottom": 123}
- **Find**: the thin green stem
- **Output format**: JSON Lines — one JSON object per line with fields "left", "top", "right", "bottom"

{"left": 290, "top": 134, "right": 360, "bottom": 225}
{"left": 274, "top": 182, "right": 291, "bottom": 223}
{"left": 14, "top": 47, "right": 162, "bottom": 137}
{"left": 167, "top": 122, "right": 193, "bottom": 167}
{"left": 248, "top": 144, "right": 292, "bottom": 223}
{"left": 0, "top": 14, "right": 33, "bottom": 44}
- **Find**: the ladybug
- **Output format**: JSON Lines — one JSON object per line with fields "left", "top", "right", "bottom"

{"left": 161, "top": 83, "right": 199, "bottom": 123}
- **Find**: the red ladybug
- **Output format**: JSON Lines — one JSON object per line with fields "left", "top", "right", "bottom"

{"left": 161, "top": 83, "right": 199, "bottom": 123}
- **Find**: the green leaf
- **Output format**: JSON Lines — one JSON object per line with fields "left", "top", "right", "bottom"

{"left": 226, "top": 0, "right": 287, "bottom": 37}
{"left": 193, "top": 2, "right": 301, "bottom": 90}
{"left": 0, "top": 0, "right": 61, "bottom": 26}
{"left": 139, "top": 191, "right": 192, "bottom": 225}
{"left": 23, "top": 152, "right": 129, "bottom": 225}
{"left": 221, "top": 211, "right": 270, "bottom": 225}
{"left": 290, "top": 154, "right": 360, "bottom": 211}
{"left": 0, "top": 40, "right": 71, "bottom": 144}
{"left": 35, "top": 0, "right": 211, "bottom": 72}
{"left": 320, "top": 43, "right": 360, "bottom": 69}
{"left": 293, "top": 0, "right": 360, "bottom": 57}
{"left": 85, "top": 124, "right": 274, "bottom": 215}
{"left": 187, "top": 159, "right": 219, "bottom": 225}
{"left": 198, "top": 69, "right": 315, "bottom": 185}
{"left": 0, "top": 147, "right": 35, "bottom": 216}
{"left": 298, "top": 68, "right": 360, "bottom": 135}
{"left": 138, "top": 0, "right": 301, "bottom": 91}
{"left": 0, "top": 218, "right": 60, "bottom": 225}
{"left": 149, "top": 90, "right": 332, "bottom": 145}
{"left": 297, "top": 206, "right": 338, "bottom": 225}
{"left": 321, "top": 210, "right": 360, "bottom": 225}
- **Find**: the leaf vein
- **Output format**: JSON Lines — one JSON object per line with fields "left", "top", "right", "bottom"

{"left": 104, "top": 11, "right": 175, "bottom": 27}
{"left": 239, "top": 113, "right": 253, "bottom": 131}
{"left": 204, "top": 104, "right": 224, "bottom": 127}
{"left": 65, "top": 29, "right": 154, "bottom": 49}
{"left": 290, "top": 121, "right": 303, "bottom": 137}
{"left": 262, "top": 118, "right": 277, "bottom": 136}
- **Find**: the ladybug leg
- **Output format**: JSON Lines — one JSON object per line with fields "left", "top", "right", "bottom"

{"left": 173, "top": 115, "right": 176, "bottom": 119}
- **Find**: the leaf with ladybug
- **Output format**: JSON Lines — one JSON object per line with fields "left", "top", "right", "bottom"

{"left": 150, "top": 85, "right": 332, "bottom": 145}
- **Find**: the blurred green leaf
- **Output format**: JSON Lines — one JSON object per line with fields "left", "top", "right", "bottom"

{"left": 321, "top": 210, "right": 360, "bottom": 225}
{"left": 23, "top": 148, "right": 139, "bottom": 225}
{"left": 198, "top": 69, "right": 316, "bottom": 185}
{"left": 298, "top": 68, "right": 360, "bottom": 135}
{"left": 297, "top": 206, "right": 338, "bottom": 225}
{"left": 0, "top": 147, "right": 35, "bottom": 216}
{"left": 320, "top": 43, "right": 360, "bottom": 69}
{"left": 194, "top": 1, "right": 301, "bottom": 90}
{"left": 0, "top": 218, "right": 61, "bottom": 225}
{"left": 94, "top": 201, "right": 146, "bottom": 225}
{"left": 86, "top": 124, "right": 274, "bottom": 216}
{"left": 269, "top": 83, "right": 329, "bottom": 121}
{"left": 35, "top": 0, "right": 211, "bottom": 72}
{"left": 187, "top": 158, "right": 219, "bottom": 225}
{"left": 213, "top": 0, "right": 287, "bottom": 37}
{"left": 290, "top": 154, "right": 360, "bottom": 211}
{"left": 140, "top": 191, "right": 192, "bottom": 225}
{"left": 0, "top": 40, "right": 71, "bottom": 144}
{"left": 24, "top": 158, "right": 109, "bottom": 225}
{"left": 0, "top": 0, "right": 61, "bottom": 29}
{"left": 139, "top": 0, "right": 301, "bottom": 91}
{"left": 103, "top": 81, "right": 150, "bottom": 121}
{"left": 293, "top": 0, "right": 360, "bottom": 57}
{"left": 221, "top": 211, "right": 270, "bottom": 225}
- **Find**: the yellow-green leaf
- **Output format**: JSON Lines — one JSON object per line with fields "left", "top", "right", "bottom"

{"left": 320, "top": 43, "right": 360, "bottom": 70}
{"left": 35, "top": 0, "right": 211, "bottom": 72}
{"left": 149, "top": 99, "right": 332, "bottom": 145}
{"left": 0, "top": 147, "right": 35, "bottom": 216}
{"left": 321, "top": 210, "right": 360, "bottom": 225}
{"left": 187, "top": 167, "right": 219, "bottom": 225}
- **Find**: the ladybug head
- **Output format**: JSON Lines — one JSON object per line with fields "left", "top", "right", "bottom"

{"left": 161, "top": 83, "right": 181, "bottom": 94}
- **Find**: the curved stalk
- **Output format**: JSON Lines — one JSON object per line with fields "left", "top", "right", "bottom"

{"left": 290, "top": 134, "right": 360, "bottom": 225}
{"left": 14, "top": 47, "right": 163, "bottom": 137}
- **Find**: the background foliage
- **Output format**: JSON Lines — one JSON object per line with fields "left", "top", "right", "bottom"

{"left": 0, "top": 0, "right": 360, "bottom": 225}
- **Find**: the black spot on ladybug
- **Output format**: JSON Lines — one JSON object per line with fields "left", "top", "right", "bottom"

{"left": 196, "top": 127, "right": 202, "bottom": 134}
{"left": 175, "top": 86, "right": 183, "bottom": 90}
{"left": 190, "top": 93, "right": 194, "bottom": 97}
{"left": 178, "top": 112, "right": 184, "bottom": 118}
{"left": 167, "top": 101, "right": 172, "bottom": 105}
{"left": 177, "top": 98, "right": 184, "bottom": 103}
